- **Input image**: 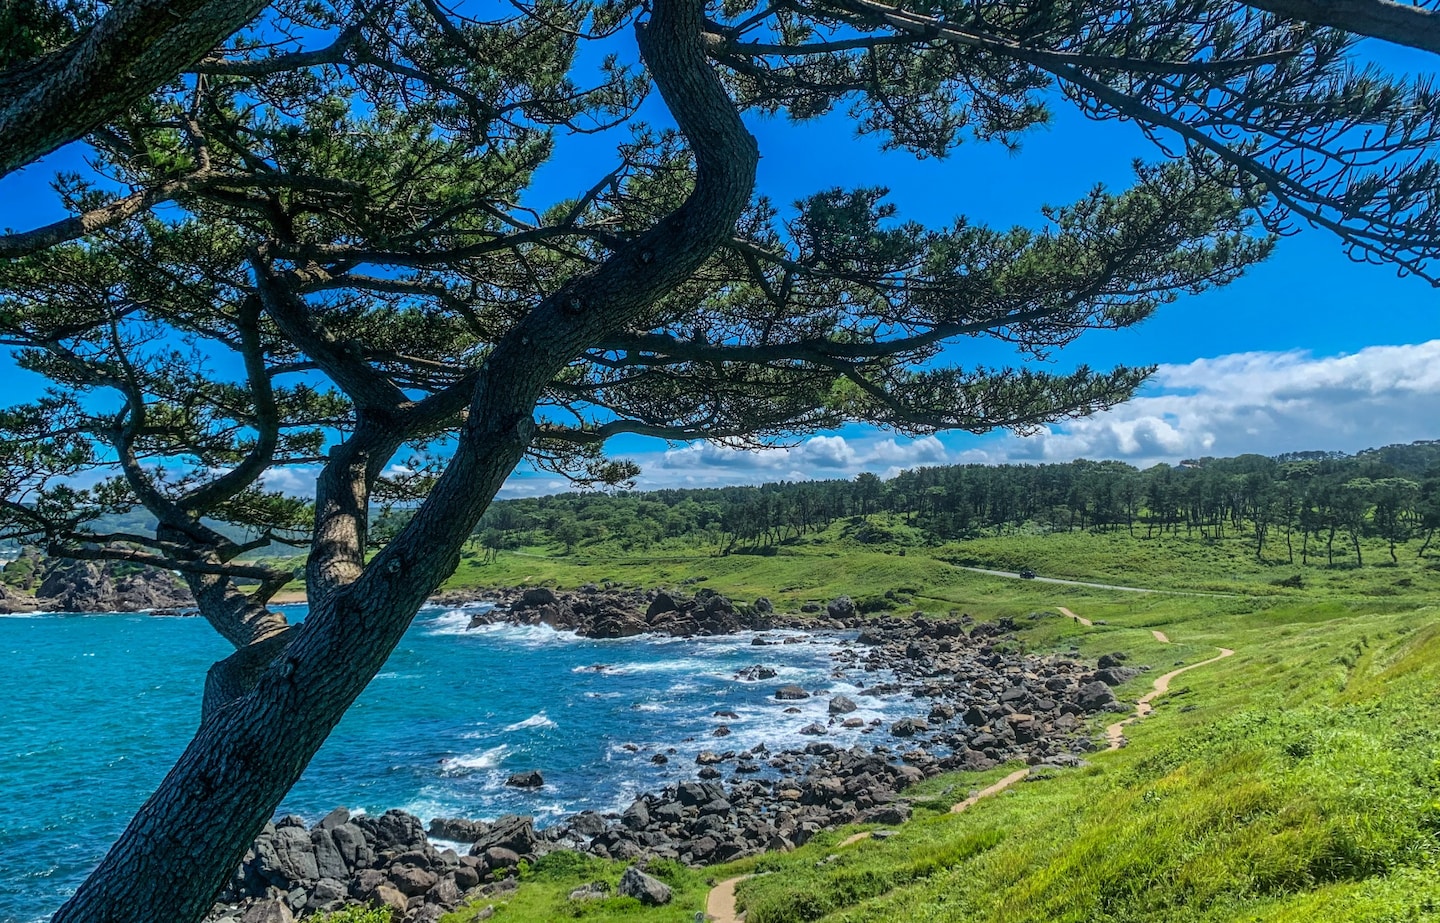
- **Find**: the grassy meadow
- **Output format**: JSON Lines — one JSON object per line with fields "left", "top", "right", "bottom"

{"left": 386, "top": 521, "right": 1440, "bottom": 921}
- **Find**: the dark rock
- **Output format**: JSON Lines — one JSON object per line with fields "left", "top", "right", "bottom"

{"left": 1076, "top": 681, "right": 1119, "bottom": 711}
{"left": 828, "top": 695, "right": 858, "bottom": 715}
{"left": 469, "top": 815, "right": 538, "bottom": 857}
{"left": 311, "top": 828, "right": 348, "bottom": 881}
{"left": 265, "top": 825, "right": 319, "bottom": 885}
{"left": 622, "top": 799, "right": 650, "bottom": 830}
{"left": 618, "top": 866, "right": 673, "bottom": 906}
{"left": 505, "top": 770, "right": 545, "bottom": 788}
{"left": 479, "top": 847, "right": 521, "bottom": 872}
{"left": 330, "top": 823, "right": 373, "bottom": 870}
{"left": 517, "top": 587, "right": 558, "bottom": 608}
{"left": 646, "top": 592, "right": 680, "bottom": 620}
{"left": 428, "top": 817, "right": 489, "bottom": 843}
{"left": 567, "top": 812, "right": 607, "bottom": 837}
{"left": 1094, "top": 666, "right": 1141, "bottom": 686}
{"left": 240, "top": 900, "right": 294, "bottom": 923}
{"left": 305, "top": 878, "right": 348, "bottom": 912}
{"left": 860, "top": 804, "right": 911, "bottom": 825}
{"left": 827, "top": 596, "right": 857, "bottom": 619}
{"left": 775, "top": 684, "right": 810, "bottom": 700}
{"left": 357, "top": 810, "right": 427, "bottom": 852}
{"left": 890, "top": 717, "right": 929, "bottom": 737}
{"left": 389, "top": 865, "right": 438, "bottom": 898}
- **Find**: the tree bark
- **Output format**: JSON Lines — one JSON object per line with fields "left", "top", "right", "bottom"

{"left": 1241, "top": 0, "right": 1440, "bottom": 56}
{"left": 0, "top": 0, "right": 271, "bottom": 178}
{"left": 48, "top": 0, "right": 756, "bottom": 918}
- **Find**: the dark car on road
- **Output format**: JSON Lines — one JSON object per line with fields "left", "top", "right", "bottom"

{"left": 1018, "top": 568, "right": 1037, "bottom": 579}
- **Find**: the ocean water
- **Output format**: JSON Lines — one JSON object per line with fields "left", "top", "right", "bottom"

{"left": 0, "top": 604, "right": 912, "bottom": 922}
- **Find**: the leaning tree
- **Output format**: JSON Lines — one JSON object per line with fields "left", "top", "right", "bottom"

{"left": 3, "top": 0, "right": 1440, "bottom": 920}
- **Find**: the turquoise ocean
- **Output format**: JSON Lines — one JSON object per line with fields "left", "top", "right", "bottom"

{"left": 0, "top": 604, "right": 908, "bottom": 922}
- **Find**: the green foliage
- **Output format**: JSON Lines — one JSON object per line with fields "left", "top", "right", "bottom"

{"left": 442, "top": 852, "right": 709, "bottom": 922}
{"left": 427, "top": 529, "right": 1440, "bottom": 923}
{"left": 310, "top": 907, "right": 395, "bottom": 923}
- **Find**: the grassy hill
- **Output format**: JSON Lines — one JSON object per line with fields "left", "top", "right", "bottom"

{"left": 420, "top": 527, "right": 1440, "bottom": 923}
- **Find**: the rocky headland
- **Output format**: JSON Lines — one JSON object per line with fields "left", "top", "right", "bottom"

{"left": 0, "top": 558, "right": 194, "bottom": 614}
{"left": 207, "top": 588, "right": 1140, "bottom": 922}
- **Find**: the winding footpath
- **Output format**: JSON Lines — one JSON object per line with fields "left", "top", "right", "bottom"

{"left": 701, "top": 606, "right": 1235, "bottom": 922}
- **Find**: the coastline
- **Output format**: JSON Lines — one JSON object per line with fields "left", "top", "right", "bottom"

{"left": 202, "top": 588, "right": 1137, "bottom": 922}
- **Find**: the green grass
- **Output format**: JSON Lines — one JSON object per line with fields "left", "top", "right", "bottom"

{"left": 432, "top": 527, "right": 1440, "bottom": 923}
{"left": 312, "top": 908, "right": 394, "bottom": 923}
{"left": 441, "top": 852, "right": 709, "bottom": 921}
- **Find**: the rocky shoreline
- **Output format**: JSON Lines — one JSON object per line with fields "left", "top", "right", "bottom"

{"left": 207, "top": 587, "right": 1139, "bottom": 922}
{"left": 0, "top": 558, "right": 193, "bottom": 614}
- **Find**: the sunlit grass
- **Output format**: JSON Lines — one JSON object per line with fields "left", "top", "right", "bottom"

{"left": 431, "top": 529, "right": 1440, "bottom": 923}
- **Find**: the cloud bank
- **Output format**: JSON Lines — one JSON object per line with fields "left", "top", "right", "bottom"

{"left": 260, "top": 341, "right": 1440, "bottom": 497}
{"left": 605, "top": 340, "right": 1440, "bottom": 491}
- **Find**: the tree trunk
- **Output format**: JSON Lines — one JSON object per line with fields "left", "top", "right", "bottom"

{"left": 50, "top": 0, "right": 756, "bottom": 917}
{"left": 0, "top": 0, "right": 271, "bottom": 177}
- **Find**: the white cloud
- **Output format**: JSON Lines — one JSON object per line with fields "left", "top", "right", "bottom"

{"left": 260, "top": 466, "right": 321, "bottom": 496}
{"left": 255, "top": 341, "right": 1440, "bottom": 499}
{"left": 993, "top": 340, "right": 1440, "bottom": 466}
{"left": 614, "top": 434, "right": 958, "bottom": 490}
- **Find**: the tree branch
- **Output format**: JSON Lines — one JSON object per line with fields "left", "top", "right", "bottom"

{"left": 1241, "top": 0, "right": 1440, "bottom": 55}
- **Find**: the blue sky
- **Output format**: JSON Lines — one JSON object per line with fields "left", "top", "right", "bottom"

{"left": 3, "top": 34, "right": 1438, "bottom": 498}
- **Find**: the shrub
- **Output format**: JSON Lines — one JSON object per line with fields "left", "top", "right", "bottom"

{"left": 311, "top": 907, "right": 394, "bottom": 923}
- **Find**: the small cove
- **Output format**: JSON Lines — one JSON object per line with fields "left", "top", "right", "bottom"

{"left": 0, "top": 604, "right": 913, "bottom": 923}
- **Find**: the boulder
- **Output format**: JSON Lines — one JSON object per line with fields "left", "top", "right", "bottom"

{"left": 645, "top": 592, "right": 680, "bottom": 620}
{"left": 890, "top": 717, "right": 929, "bottom": 737}
{"left": 372, "top": 885, "right": 409, "bottom": 914}
{"left": 311, "top": 828, "right": 349, "bottom": 881}
{"left": 469, "top": 815, "right": 538, "bottom": 857}
{"left": 239, "top": 900, "right": 294, "bottom": 923}
{"left": 1076, "top": 681, "right": 1119, "bottom": 711}
{"left": 517, "top": 587, "right": 558, "bottom": 608}
{"left": 329, "top": 822, "right": 373, "bottom": 870}
{"left": 357, "top": 810, "right": 427, "bottom": 852}
{"left": 480, "top": 846, "right": 521, "bottom": 872}
{"left": 775, "top": 684, "right": 810, "bottom": 700}
{"left": 428, "top": 817, "right": 489, "bottom": 843}
{"left": 826, "top": 596, "right": 857, "bottom": 619}
{"left": 505, "top": 770, "right": 545, "bottom": 788}
{"left": 618, "top": 866, "right": 672, "bottom": 906}
{"left": 828, "top": 695, "right": 858, "bottom": 715}
{"left": 622, "top": 799, "right": 650, "bottom": 830}
{"left": 266, "top": 825, "right": 319, "bottom": 885}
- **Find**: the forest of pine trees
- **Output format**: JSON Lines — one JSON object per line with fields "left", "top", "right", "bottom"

{"left": 456, "top": 441, "right": 1440, "bottom": 567}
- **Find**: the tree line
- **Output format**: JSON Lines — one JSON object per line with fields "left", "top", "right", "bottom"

{"left": 466, "top": 441, "right": 1440, "bottom": 566}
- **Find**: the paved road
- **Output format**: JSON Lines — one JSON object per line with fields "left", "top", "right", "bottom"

{"left": 952, "top": 565, "right": 1233, "bottom": 597}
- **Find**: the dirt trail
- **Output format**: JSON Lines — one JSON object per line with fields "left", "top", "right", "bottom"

{"left": 1105, "top": 647, "right": 1235, "bottom": 749}
{"left": 949, "top": 767, "right": 1031, "bottom": 813}
{"left": 706, "top": 875, "right": 750, "bottom": 922}
{"left": 701, "top": 607, "right": 1233, "bottom": 922}
{"left": 953, "top": 565, "right": 1234, "bottom": 597}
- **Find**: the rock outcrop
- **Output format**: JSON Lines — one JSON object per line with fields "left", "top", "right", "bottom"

{"left": 0, "top": 558, "right": 194, "bottom": 614}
